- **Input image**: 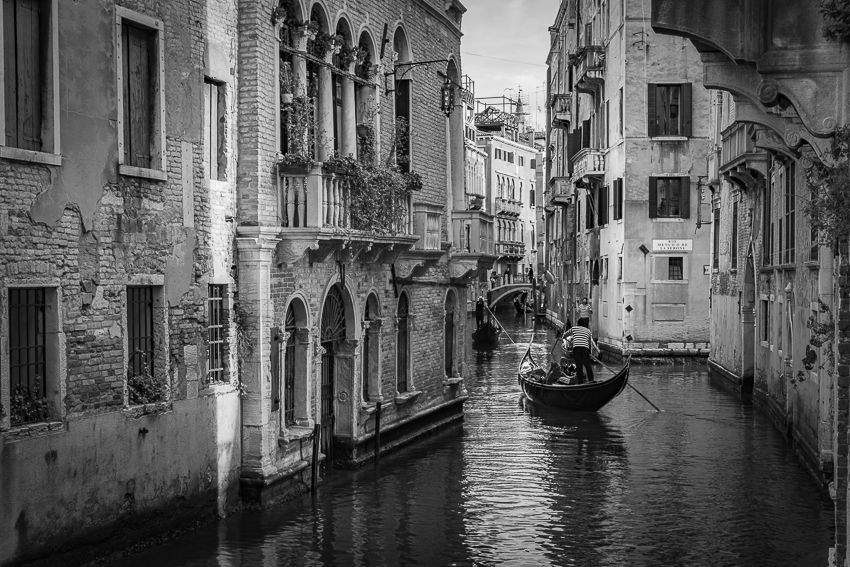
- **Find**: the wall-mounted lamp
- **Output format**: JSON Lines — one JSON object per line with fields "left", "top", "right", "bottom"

{"left": 639, "top": 244, "right": 649, "bottom": 255}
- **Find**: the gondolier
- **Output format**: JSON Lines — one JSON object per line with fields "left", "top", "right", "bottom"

{"left": 567, "top": 322, "right": 599, "bottom": 384}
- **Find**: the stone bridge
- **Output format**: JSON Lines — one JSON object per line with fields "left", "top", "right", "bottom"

{"left": 487, "top": 283, "right": 533, "bottom": 308}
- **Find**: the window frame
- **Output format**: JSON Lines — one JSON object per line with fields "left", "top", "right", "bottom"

{"left": 124, "top": 278, "right": 168, "bottom": 405}
{"left": 649, "top": 176, "right": 690, "bottom": 219}
{"left": 647, "top": 83, "right": 692, "bottom": 138}
{"left": 1, "top": 281, "right": 64, "bottom": 430}
{"left": 207, "top": 284, "right": 228, "bottom": 383}
{"left": 115, "top": 6, "right": 166, "bottom": 181}
{"left": 0, "top": 0, "right": 60, "bottom": 165}
{"left": 203, "top": 77, "right": 227, "bottom": 181}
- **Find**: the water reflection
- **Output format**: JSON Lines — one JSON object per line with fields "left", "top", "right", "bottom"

{"left": 114, "top": 313, "right": 833, "bottom": 567}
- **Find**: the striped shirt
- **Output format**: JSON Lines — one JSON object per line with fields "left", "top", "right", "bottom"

{"left": 577, "top": 304, "right": 592, "bottom": 319}
{"left": 570, "top": 326, "right": 593, "bottom": 350}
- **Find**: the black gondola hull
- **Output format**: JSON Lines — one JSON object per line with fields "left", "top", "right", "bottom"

{"left": 518, "top": 360, "right": 630, "bottom": 412}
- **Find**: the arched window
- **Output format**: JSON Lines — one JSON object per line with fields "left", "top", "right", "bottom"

{"left": 284, "top": 304, "right": 296, "bottom": 426}
{"left": 444, "top": 291, "right": 456, "bottom": 377}
{"left": 396, "top": 292, "right": 410, "bottom": 393}
{"left": 321, "top": 285, "right": 346, "bottom": 422}
{"left": 393, "top": 26, "right": 411, "bottom": 173}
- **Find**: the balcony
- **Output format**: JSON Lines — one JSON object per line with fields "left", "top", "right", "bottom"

{"left": 719, "top": 122, "right": 768, "bottom": 190}
{"left": 574, "top": 45, "right": 605, "bottom": 96}
{"left": 275, "top": 162, "right": 417, "bottom": 265}
{"left": 450, "top": 211, "right": 498, "bottom": 279}
{"left": 548, "top": 176, "right": 572, "bottom": 205}
{"left": 550, "top": 93, "right": 572, "bottom": 129}
{"left": 571, "top": 148, "right": 605, "bottom": 182}
{"left": 496, "top": 241, "right": 526, "bottom": 259}
{"left": 397, "top": 203, "right": 448, "bottom": 278}
{"left": 496, "top": 197, "right": 522, "bottom": 217}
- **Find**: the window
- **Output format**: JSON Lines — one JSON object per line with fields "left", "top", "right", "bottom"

{"left": 597, "top": 184, "right": 608, "bottom": 226}
{"left": 207, "top": 285, "right": 226, "bottom": 383}
{"left": 668, "top": 257, "right": 683, "bottom": 280}
{"left": 613, "top": 178, "right": 624, "bottom": 220}
{"left": 760, "top": 299, "right": 771, "bottom": 344}
{"left": 117, "top": 8, "right": 165, "bottom": 175}
{"left": 529, "top": 186, "right": 535, "bottom": 207}
{"left": 649, "top": 177, "right": 690, "bottom": 219}
{"left": 713, "top": 207, "right": 720, "bottom": 269}
{"left": 619, "top": 86, "right": 624, "bottom": 137}
{"left": 618, "top": 256, "right": 623, "bottom": 280}
{"left": 732, "top": 200, "right": 738, "bottom": 270}
{"left": 811, "top": 226, "right": 819, "bottom": 262}
{"left": 284, "top": 305, "right": 296, "bottom": 425}
{"left": 507, "top": 151, "right": 514, "bottom": 164}
{"left": 585, "top": 189, "right": 595, "bottom": 229}
{"left": 783, "top": 161, "right": 795, "bottom": 264}
{"left": 647, "top": 83, "right": 692, "bottom": 137}
{"left": 128, "top": 286, "right": 155, "bottom": 377}
{"left": 8, "top": 288, "right": 47, "bottom": 425}
{"left": 763, "top": 175, "right": 772, "bottom": 266}
{"left": 519, "top": 156, "right": 524, "bottom": 167}
{"left": 444, "top": 292, "right": 455, "bottom": 377}
{"left": 203, "top": 78, "right": 225, "bottom": 180}
{"left": 397, "top": 293, "right": 410, "bottom": 393}
{"left": 531, "top": 158, "right": 537, "bottom": 169}
{"left": 495, "top": 148, "right": 501, "bottom": 160}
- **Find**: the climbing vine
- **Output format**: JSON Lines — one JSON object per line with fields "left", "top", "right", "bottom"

{"left": 807, "top": 298, "right": 836, "bottom": 376}
{"left": 819, "top": 0, "right": 850, "bottom": 43}
{"left": 803, "top": 125, "right": 850, "bottom": 248}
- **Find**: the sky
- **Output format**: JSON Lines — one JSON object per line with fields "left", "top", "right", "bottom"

{"left": 460, "top": 0, "right": 560, "bottom": 131}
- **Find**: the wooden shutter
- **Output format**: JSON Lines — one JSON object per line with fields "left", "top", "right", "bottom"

{"left": 648, "top": 177, "right": 658, "bottom": 218}
{"left": 647, "top": 83, "right": 657, "bottom": 138}
{"left": 680, "top": 176, "right": 690, "bottom": 218}
{"left": 123, "top": 23, "right": 152, "bottom": 168}
{"left": 3, "top": 0, "right": 17, "bottom": 147}
{"left": 615, "top": 178, "right": 624, "bottom": 220}
{"left": 271, "top": 327, "right": 281, "bottom": 412}
{"left": 203, "top": 81, "right": 219, "bottom": 180}
{"left": 582, "top": 119, "right": 591, "bottom": 148}
{"left": 681, "top": 83, "right": 693, "bottom": 137}
{"left": 15, "top": 0, "right": 41, "bottom": 151}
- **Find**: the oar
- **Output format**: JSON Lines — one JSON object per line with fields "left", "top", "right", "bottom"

{"left": 591, "top": 355, "right": 660, "bottom": 413}
{"left": 484, "top": 304, "right": 516, "bottom": 344}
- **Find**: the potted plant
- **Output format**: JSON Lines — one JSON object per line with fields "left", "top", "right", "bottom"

{"left": 311, "top": 30, "right": 335, "bottom": 58}
{"left": 280, "top": 61, "right": 294, "bottom": 105}
{"left": 338, "top": 44, "right": 360, "bottom": 70}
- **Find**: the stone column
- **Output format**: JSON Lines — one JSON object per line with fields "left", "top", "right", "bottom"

{"left": 317, "top": 50, "right": 336, "bottom": 161}
{"left": 291, "top": 26, "right": 309, "bottom": 97}
{"left": 335, "top": 338, "right": 359, "bottom": 438}
{"left": 235, "top": 227, "right": 281, "bottom": 478}
{"left": 294, "top": 328, "right": 314, "bottom": 428}
{"left": 341, "top": 62, "right": 357, "bottom": 158}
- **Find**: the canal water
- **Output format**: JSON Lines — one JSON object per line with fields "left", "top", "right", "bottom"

{"left": 116, "top": 313, "right": 834, "bottom": 567}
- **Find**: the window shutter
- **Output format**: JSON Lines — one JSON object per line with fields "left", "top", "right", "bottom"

{"left": 680, "top": 176, "right": 690, "bottom": 218}
{"left": 3, "top": 0, "right": 17, "bottom": 147}
{"left": 681, "top": 83, "right": 693, "bottom": 137}
{"left": 15, "top": 0, "right": 41, "bottom": 151}
{"left": 203, "top": 82, "right": 212, "bottom": 178}
{"left": 124, "top": 24, "right": 152, "bottom": 168}
{"left": 647, "top": 83, "right": 657, "bottom": 138}
{"left": 648, "top": 177, "right": 658, "bottom": 218}
{"left": 582, "top": 119, "right": 591, "bottom": 148}
{"left": 271, "top": 327, "right": 281, "bottom": 412}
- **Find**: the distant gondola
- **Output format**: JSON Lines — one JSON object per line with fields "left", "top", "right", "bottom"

{"left": 517, "top": 339, "right": 629, "bottom": 412}
{"left": 472, "top": 321, "right": 501, "bottom": 346}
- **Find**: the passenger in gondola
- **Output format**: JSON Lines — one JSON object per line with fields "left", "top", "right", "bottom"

{"left": 569, "top": 321, "right": 600, "bottom": 384}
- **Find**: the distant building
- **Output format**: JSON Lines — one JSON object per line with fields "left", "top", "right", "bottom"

{"left": 544, "top": 0, "right": 712, "bottom": 357}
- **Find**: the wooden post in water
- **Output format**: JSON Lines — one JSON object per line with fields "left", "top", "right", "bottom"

{"left": 374, "top": 401, "right": 382, "bottom": 463}
{"left": 311, "top": 422, "right": 320, "bottom": 492}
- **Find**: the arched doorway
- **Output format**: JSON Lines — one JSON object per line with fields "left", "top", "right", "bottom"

{"left": 320, "top": 284, "right": 346, "bottom": 463}
{"left": 362, "top": 294, "right": 383, "bottom": 403}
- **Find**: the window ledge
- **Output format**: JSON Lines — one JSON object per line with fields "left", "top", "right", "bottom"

{"left": 200, "top": 381, "right": 238, "bottom": 396}
{"left": 805, "top": 261, "right": 820, "bottom": 269}
{"left": 122, "top": 401, "right": 172, "bottom": 418}
{"left": 119, "top": 164, "right": 167, "bottom": 181}
{"left": 2, "top": 420, "right": 66, "bottom": 442}
{"left": 444, "top": 376, "right": 463, "bottom": 386}
{"left": 279, "top": 425, "right": 314, "bottom": 444}
{"left": 651, "top": 136, "right": 688, "bottom": 142}
{"left": 0, "top": 146, "right": 62, "bottom": 166}
{"left": 652, "top": 218, "right": 685, "bottom": 223}
{"left": 394, "top": 390, "right": 422, "bottom": 405}
{"left": 651, "top": 279, "right": 689, "bottom": 284}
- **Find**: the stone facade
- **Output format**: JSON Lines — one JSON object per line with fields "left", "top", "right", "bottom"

{"left": 544, "top": 0, "right": 712, "bottom": 358}
{"left": 0, "top": 0, "right": 474, "bottom": 563}
{"left": 651, "top": 0, "right": 850, "bottom": 563}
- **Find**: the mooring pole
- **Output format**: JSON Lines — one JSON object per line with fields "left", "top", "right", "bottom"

{"left": 311, "top": 422, "right": 320, "bottom": 492}
{"left": 374, "top": 401, "right": 382, "bottom": 463}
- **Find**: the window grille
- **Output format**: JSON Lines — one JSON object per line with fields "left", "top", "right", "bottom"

{"left": 9, "top": 288, "right": 47, "bottom": 424}
{"left": 668, "top": 257, "right": 684, "bottom": 281}
{"left": 207, "top": 285, "right": 225, "bottom": 383}
{"left": 128, "top": 286, "right": 154, "bottom": 376}
{"left": 397, "top": 293, "right": 410, "bottom": 393}
{"left": 284, "top": 306, "right": 296, "bottom": 426}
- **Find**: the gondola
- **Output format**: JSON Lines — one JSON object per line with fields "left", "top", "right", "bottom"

{"left": 517, "top": 339, "right": 630, "bottom": 412}
{"left": 472, "top": 320, "right": 501, "bottom": 345}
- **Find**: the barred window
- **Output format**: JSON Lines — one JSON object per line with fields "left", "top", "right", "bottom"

{"left": 207, "top": 285, "right": 226, "bottom": 383}
{"left": 8, "top": 288, "right": 47, "bottom": 425}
